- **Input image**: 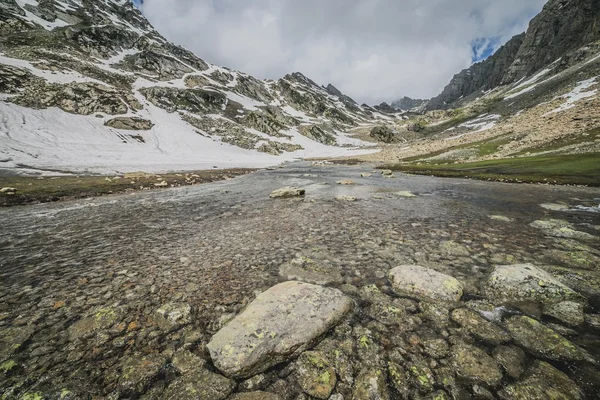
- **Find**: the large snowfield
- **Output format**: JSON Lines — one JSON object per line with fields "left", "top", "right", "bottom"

{"left": 0, "top": 102, "right": 376, "bottom": 175}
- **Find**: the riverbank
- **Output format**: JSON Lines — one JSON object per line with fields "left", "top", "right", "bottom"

{"left": 379, "top": 153, "right": 600, "bottom": 187}
{"left": 0, "top": 168, "right": 254, "bottom": 206}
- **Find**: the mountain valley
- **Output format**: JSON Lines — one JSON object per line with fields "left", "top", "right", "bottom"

{"left": 1, "top": 1, "right": 600, "bottom": 399}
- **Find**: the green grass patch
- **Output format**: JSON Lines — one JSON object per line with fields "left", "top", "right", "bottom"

{"left": 0, "top": 169, "right": 254, "bottom": 206}
{"left": 380, "top": 153, "right": 600, "bottom": 186}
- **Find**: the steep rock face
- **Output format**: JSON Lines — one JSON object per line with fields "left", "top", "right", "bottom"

{"left": 325, "top": 83, "right": 359, "bottom": 110}
{"left": 503, "top": 0, "right": 600, "bottom": 83}
{"left": 277, "top": 73, "right": 360, "bottom": 128}
{"left": 426, "top": 0, "right": 600, "bottom": 110}
{"left": 427, "top": 33, "right": 525, "bottom": 110}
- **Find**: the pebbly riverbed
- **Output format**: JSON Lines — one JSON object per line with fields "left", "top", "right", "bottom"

{"left": 1, "top": 161, "right": 600, "bottom": 399}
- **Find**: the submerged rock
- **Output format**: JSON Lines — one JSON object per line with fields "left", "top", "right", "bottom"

{"left": 422, "top": 337, "right": 450, "bottom": 359}
{"left": 0, "top": 326, "right": 34, "bottom": 361}
{"left": 207, "top": 281, "right": 353, "bottom": 378}
{"left": 540, "top": 203, "right": 569, "bottom": 211}
{"left": 172, "top": 350, "right": 206, "bottom": 374}
{"left": 155, "top": 302, "right": 193, "bottom": 330}
{"left": 336, "top": 195, "right": 357, "bottom": 202}
{"left": 295, "top": 351, "right": 336, "bottom": 399}
{"left": 68, "top": 306, "right": 123, "bottom": 340}
{"left": 162, "top": 368, "right": 235, "bottom": 400}
{"left": 388, "top": 362, "right": 409, "bottom": 397}
{"left": 336, "top": 179, "right": 355, "bottom": 185}
{"left": 118, "top": 354, "right": 167, "bottom": 396}
{"left": 484, "top": 264, "right": 584, "bottom": 305}
{"left": 395, "top": 191, "right": 417, "bottom": 198}
{"left": 451, "top": 344, "right": 503, "bottom": 387}
{"left": 388, "top": 265, "right": 463, "bottom": 302}
{"left": 530, "top": 219, "right": 598, "bottom": 241}
{"left": 488, "top": 215, "right": 513, "bottom": 222}
{"left": 451, "top": 308, "right": 510, "bottom": 345}
{"left": 543, "top": 301, "right": 585, "bottom": 326}
{"left": 270, "top": 187, "right": 305, "bottom": 198}
{"left": 505, "top": 316, "right": 589, "bottom": 362}
{"left": 492, "top": 345, "right": 526, "bottom": 379}
{"left": 440, "top": 241, "right": 470, "bottom": 256}
{"left": 408, "top": 363, "right": 435, "bottom": 393}
{"left": 229, "top": 392, "right": 281, "bottom": 400}
{"left": 352, "top": 369, "right": 390, "bottom": 400}
{"left": 279, "top": 256, "right": 342, "bottom": 285}
{"left": 498, "top": 361, "right": 582, "bottom": 400}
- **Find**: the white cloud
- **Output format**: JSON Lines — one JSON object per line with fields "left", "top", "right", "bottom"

{"left": 140, "top": 0, "right": 547, "bottom": 103}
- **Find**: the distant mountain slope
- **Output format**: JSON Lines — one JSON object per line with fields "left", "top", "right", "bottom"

{"left": 426, "top": 0, "right": 600, "bottom": 110}
{"left": 391, "top": 96, "right": 428, "bottom": 111}
{"left": 0, "top": 0, "right": 387, "bottom": 175}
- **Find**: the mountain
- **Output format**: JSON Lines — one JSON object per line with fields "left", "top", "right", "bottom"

{"left": 426, "top": 0, "right": 600, "bottom": 110}
{"left": 373, "top": 102, "right": 398, "bottom": 114}
{"left": 391, "top": 96, "right": 428, "bottom": 111}
{"left": 0, "top": 0, "right": 388, "bottom": 175}
{"left": 426, "top": 33, "right": 525, "bottom": 110}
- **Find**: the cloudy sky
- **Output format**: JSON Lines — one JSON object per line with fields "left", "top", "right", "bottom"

{"left": 138, "top": 0, "right": 547, "bottom": 104}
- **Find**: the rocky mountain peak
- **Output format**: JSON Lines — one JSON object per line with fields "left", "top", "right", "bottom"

{"left": 425, "top": 0, "right": 600, "bottom": 110}
{"left": 325, "top": 83, "right": 343, "bottom": 97}
{"left": 391, "top": 96, "right": 428, "bottom": 111}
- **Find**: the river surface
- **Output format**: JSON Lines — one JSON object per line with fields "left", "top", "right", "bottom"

{"left": 1, "top": 162, "right": 600, "bottom": 399}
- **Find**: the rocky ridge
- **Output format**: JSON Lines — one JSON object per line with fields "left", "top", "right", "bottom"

{"left": 425, "top": 0, "right": 600, "bottom": 110}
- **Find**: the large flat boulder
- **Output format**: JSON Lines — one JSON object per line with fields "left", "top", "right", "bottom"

{"left": 484, "top": 264, "right": 584, "bottom": 305}
{"left": 388, "top": 265, "right": 463, "bottom": 302}
{"left": 207, "top": 281, "right": 353, "bottom": 378}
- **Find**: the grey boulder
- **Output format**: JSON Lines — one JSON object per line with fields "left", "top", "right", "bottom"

{"left": 270, "top": 187, "right": 305, "bottom": 198}
{"left": 388, "top": 265, "right": 463, "bottom": 302}
{"left": 484, "top": 264, "right": 584, "bottom": 305}
{"left": 207, "top": 281, "right": 353, "bottom": 378}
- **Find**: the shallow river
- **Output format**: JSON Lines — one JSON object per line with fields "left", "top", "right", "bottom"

{"left": 1, "top": 162, "right": 600, "bottom": 399}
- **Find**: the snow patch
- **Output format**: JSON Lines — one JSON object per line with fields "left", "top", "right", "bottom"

{"left": 543, "top": 77, "right": 598, "bottom": 115}
{"left": 0, "top": 54, "right": 107, "bottom": 85}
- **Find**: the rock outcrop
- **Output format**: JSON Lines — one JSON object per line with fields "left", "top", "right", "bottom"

{"left": 105, "top": 116, "right": 154, "bottom": 130}
{"left": 370, "top": 125, "right": 395, "bottom": 143}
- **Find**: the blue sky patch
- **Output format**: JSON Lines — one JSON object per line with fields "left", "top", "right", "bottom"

{"left": 471, "top": 37, "right": 502, "bottom": 62}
